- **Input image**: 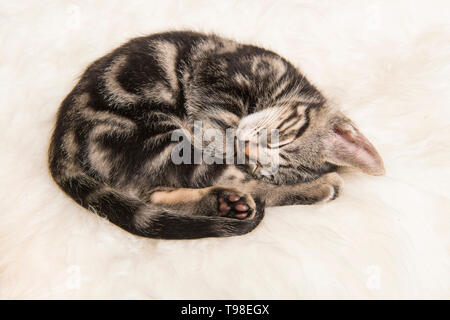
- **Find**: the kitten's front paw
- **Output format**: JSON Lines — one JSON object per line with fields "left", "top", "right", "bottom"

{"left": 212, "top": 188, "right": 256, "bottom": 220}
{"left": 316, "top": 172, "right": 343, "bottom": 203}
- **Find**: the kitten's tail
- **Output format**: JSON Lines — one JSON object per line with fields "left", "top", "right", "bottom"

{"left": 52, "top": 173, "right": 264, "bottom": 239}
{"left": 134, "top": 202, "right": 265, "bottom": 239}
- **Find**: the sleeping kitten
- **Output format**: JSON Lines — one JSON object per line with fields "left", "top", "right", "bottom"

{"left": 48, "top": 31, "right": 384, "bottom": 239}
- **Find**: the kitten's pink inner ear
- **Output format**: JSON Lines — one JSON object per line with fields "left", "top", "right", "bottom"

{"left": 325, "top": 124, "right": 385, "bottom": 176}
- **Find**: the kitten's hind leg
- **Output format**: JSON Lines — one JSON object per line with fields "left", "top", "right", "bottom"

{"left": 264, "top": 172, "right": 343, "bottom": 207}
{"left": 144, "top": 186, "right": 256, "bottom": 220}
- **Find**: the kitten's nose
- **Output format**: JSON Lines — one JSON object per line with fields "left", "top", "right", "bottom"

{"left": 244, "top": 140, "right": 258, "bottom": 158}
{"left": 238, "top": 140, "right": 261, "bottom": 175}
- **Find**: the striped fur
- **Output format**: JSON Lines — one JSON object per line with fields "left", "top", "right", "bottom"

{"left": 48, "top": 31, "right": 384, "bottom": 239}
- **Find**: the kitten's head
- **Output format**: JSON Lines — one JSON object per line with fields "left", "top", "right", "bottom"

{"left": 236, "top": 103, "right": 385, "bottom": 184}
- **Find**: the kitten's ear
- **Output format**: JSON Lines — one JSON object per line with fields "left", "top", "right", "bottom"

{"left": 324, "top": 120, "right": 385, "bottom": 176}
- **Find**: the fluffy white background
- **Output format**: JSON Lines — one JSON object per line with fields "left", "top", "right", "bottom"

{"left": 1, "top": 0, "right": 449, "bottom": 299}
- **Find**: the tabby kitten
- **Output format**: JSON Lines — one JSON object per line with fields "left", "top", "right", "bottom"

{"left": 48, "top": 31, "right": 384, "bottom": 239}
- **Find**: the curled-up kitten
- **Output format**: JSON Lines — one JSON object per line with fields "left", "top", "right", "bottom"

{"left": 48, "top": 31, "right": 384, "bottom": 239}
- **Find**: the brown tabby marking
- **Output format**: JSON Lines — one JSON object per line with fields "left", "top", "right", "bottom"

{"left": 48, "top": 31, "right": 384, "bottom": 239}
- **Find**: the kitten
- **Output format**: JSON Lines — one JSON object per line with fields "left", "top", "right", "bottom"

{"left": 48, "top": 31, "right": 384, "bottom": 239}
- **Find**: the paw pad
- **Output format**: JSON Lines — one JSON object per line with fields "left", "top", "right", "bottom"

{"left": 218, "top": 194, "right": 252, "bottom": 220}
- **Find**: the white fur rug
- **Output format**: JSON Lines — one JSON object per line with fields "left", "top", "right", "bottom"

{"left": 1, "top": 0, "right": 449, "bottom": 299}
